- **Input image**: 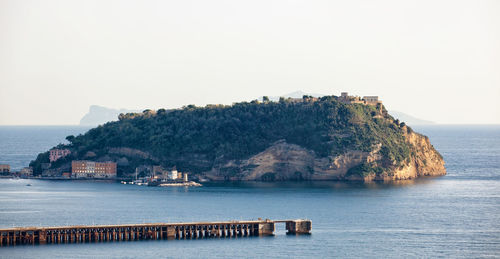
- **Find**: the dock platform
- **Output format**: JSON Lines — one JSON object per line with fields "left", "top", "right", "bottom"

{"left": 0, "top": 219, "right": 311, "bottom": 246}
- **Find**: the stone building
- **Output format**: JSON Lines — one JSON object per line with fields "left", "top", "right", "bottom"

{"left": 362, "top": 96, "right": 381, "bottom": 106}
{"left": 338, "top": 92, "right": 364, "bottom": 104}
{"left": 338, "top": 92, "right": 382, "bottom": 106}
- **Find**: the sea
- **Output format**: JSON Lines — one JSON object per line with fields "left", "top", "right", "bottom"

{"left": 0, "top": 125, "right": 499, "bottom": 258}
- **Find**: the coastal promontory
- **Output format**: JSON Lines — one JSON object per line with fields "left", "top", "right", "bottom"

{"left": 30, "top": 95, "right": 446, "bottom": 181}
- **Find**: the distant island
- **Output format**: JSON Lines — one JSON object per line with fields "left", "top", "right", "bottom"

{"left": 389, "top": 111, "right": 434, "bottom": 125}
{"left": 32, "top": 93, "right": 446, "bottom": 182}
{"left": 80, "top": 105, "right": 140, "bottom": 126}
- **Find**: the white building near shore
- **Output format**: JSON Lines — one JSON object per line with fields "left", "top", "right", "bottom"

{"left": 167, "top": 170, "right": 178, "bottom": 180}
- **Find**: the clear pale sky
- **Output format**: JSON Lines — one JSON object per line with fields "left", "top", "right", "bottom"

{"left": 0, "top": 0, "right": 499, "bottom": 125}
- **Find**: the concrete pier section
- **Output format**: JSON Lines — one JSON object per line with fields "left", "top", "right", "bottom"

{"left": 285, "top": 220, "right": 312, "bottom": 234}
{"left": 0, "top": 219, "right": 311, "bottom": 246}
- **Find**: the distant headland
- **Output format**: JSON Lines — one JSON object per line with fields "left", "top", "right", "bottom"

{"left": 80, "top": 105, "right": 140, "bottom": 126}
{"left": 29, "top": 92, "right": 446, "bottom": 182}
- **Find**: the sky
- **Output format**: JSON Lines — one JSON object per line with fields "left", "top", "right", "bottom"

{"left": 0, "top": 0, "right": 499, "bottom": 125}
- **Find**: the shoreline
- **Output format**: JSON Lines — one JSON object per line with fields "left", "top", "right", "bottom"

{"left": 0, "top": 175, "right": 444, "bottom": 183}
{"left": 159, "top": 181, "right": 202, "bottom": 187}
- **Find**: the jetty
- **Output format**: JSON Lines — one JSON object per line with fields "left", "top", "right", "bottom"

{"left": 0, "top": 219, "right": 311, "bottom": 246}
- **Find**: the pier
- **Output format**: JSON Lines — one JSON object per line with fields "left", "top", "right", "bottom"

{"left": 0, "top": 219, "right": 311, "bottom": 246}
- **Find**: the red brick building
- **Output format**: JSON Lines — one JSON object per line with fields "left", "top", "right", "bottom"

{"left": 71, "top": 161, "right": 117, "bottom": 178}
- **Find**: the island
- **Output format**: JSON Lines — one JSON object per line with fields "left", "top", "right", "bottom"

{"left": 30, "top": 93, "right": 446, "bottom": 182}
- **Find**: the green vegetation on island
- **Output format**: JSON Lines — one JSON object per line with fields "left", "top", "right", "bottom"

{"left": 30, "top": 95, "right": 445, "bottom": 181}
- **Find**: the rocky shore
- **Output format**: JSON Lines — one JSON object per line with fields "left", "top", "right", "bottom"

{"left": 159, "top": 181, "right": 202, "bottom": 187}
{"left": 202, "top": 128, "right": 446, "bottom": 182}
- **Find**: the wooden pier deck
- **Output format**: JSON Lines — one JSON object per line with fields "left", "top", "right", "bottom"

{"left": 0, "top": 219, "right": 311, "bottom": 246}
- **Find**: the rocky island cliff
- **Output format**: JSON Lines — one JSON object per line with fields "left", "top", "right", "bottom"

{"left": 31, "top": 95, "right": 446, "bottom": 181}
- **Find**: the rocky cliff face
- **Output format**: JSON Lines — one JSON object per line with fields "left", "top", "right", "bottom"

{"left": 202, "top": 129, "right": 446, "bottom": 182}
{"left": 348, "top": 129, "right": 446, "bottom": 181}
{"left": 390, "top": 129, "right": 446, "bottom": 179}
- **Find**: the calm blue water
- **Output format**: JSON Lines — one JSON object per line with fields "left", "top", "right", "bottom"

{"left": 0, "top": 125, "right": 499, "bottom": 258}
{"left": 0, "top": 126, "right": 92, "bottom": 171}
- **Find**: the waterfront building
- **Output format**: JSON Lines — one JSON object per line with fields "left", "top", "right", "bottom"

{"left": 19, "top": 167, "right": 33, "bottom": 177}
{"left": 183, "top": 173, "right": 188, "bottom": 182}
{"left": 49, "top": 149, "right": 71, "bottom": 163}
{"left": 167, "top": 170, "right": 178, "bottom": 180}
{"left": 0, "top": 164, "right": 10, "bottom": 174}
{"left": 71, "top": 161, "right": 117, "bottom": 178}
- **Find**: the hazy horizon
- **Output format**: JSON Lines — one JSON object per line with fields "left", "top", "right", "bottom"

{"left": 1, "top": 0, "right": 499, "bottom": 125}
{"left": 3, "top": 99, "right": 500, "bottom": 126}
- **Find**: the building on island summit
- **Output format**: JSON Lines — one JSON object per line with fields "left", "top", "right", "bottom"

{"left": 362, "top": 96, "right": 380, "bottom": 105}
{"left": 71, "top": 161, "right": 117, "bottom": 179}
{"left": 338, "top": 92, "right": 382, "bottom": 106}
{"left": 49, "top": 149, "right": 71, "bottom": 163}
